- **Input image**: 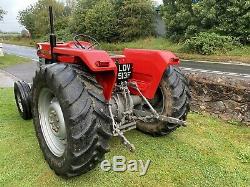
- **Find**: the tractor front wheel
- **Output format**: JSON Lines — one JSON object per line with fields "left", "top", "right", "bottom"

{"left": 32, "top": 64, "right": 112, "bottom": 177}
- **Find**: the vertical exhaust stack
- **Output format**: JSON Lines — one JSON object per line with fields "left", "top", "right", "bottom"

{"left": 49, "top": 6, "right": 56, "bottom": 63}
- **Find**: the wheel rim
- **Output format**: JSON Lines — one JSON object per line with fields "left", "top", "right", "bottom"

{"left": 16, "top": 93, "right": 23, "bottom": 113}
{"left": 38, "top": 88, "right": 66, "bottom": 157}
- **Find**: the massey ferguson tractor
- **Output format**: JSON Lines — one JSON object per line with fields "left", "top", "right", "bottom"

{"left": 13, "top": 7, "right": 190, "bottom": 177}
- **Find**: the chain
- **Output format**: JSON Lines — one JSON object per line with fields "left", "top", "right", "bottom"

{"left": 108, "top": 104, "right": 135, "bottom": 152}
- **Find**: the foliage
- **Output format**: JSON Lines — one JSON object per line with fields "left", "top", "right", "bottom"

{"left": 70, "top": 0, "right": 155, "bottom": 42}
{"left": 18, "top": 0, "right": 68, "bottom": 38}
{"left": 84, "top": 0, "right": 118, "bottom": 42}
{"left": 21, "top": 30, "right": 30, "bottom": 38}
{"left": 115, "top": 0, "right": 155, "bottom": 41}
{"left": 184, "top": 32, "right": 241, "bottom": 55}
{"left": 69, "top": 0, "right": 99, "bottom": 34}
{"left": 214, "top": 0, "right": 250, "bottom": 44}
{"left": 18, "top": 6, "right": 36, "bottom": 37}
{"left": 162, "top": 0, "right": 250, "bottom": 44}
{"left": 162, "top": 0, "right": 199, "bottom": 41}
{"left": 16, "top": 0, "right": 155, "bottom": 42}
{"left": 0, "top": 6, "right": 7, "bottom": 21}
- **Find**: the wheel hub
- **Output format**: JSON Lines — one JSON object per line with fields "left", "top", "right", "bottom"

{"left": 49, "top": 110, "right": 60, "bottom": 134}
{"left": 48, "top": 100, "right": 66, "bottom": 139}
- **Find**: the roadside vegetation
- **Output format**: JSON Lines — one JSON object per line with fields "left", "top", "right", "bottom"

{"left": 3, "top": 37, "right": 250, "bottom": 63}
{"left": 102, "top": 37, "right": 250, "bottom": 63}
{"left": 1, "top": 0, "right": 249, "bottom": 62}
{"left": 2, "top": 37, "right": 38, "bottom": 47}
{"left": 0, "top": 88, "right": 249, "bottom": 186}
{"left": 0, "top": 54, "right": 30, "bottom": 69}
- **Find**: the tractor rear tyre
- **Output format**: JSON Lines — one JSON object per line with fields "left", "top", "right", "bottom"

{"left": 14, "top": 81, "right": 32, "bottom": 120}
{"left": 136, "top": 66, "right": 191, "bottom": 136}
{"left": 32, "top": 63, "right": 112, "bottom": 178}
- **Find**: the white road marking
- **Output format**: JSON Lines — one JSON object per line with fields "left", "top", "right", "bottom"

{"left": 181, "top": 59, "right": 250, "bottom": 67}
{"left": 180, "top": 67, "right": 250, "bottom": 79}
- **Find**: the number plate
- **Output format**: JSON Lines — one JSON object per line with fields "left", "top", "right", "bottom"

{"left": 117, "top": 63, "right": 132, "bottom": 82}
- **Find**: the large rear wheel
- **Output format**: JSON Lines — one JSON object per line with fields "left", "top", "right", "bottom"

{"left": 32, "top": 64, "right": 112, "bottom": 177}
{"left": 136, "top": 66, "right": 191, "bottom": 136}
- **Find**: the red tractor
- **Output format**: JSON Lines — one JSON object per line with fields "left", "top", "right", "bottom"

{"left": 14, "top": 7, "right": 190, "bottom": 177}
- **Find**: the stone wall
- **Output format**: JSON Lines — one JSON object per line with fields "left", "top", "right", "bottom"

{"left": 184, "top": 71, "right": 250, "bottom": 125}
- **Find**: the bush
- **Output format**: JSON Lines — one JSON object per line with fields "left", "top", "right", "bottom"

{"left": 183, "top": 32, "right": 241, "bottom": 55}
{"left": 162, "top": 0, "right": 250, "bottom": 44}
{"left": 84, "top": 0, "right": 117, "bottom": 42}
{"left": 115, "top": 0, "right": 155, "bottom": 41}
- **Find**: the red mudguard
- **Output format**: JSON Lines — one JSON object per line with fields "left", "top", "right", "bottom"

{"left": 123, "top": 49, "right": 180, "bottom": 99}
{"left": 37, "top": 42, "right": 117, "bottom": 101}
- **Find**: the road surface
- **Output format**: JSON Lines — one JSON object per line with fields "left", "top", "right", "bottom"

{"left": 3, "top": 43, "right": 250, "bottom": 80}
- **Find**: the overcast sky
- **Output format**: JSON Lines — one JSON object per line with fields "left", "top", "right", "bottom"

{"left": 0, "top": 0, "right": 163, "bottom": 32}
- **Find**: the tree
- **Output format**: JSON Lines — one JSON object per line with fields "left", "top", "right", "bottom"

{"left": 21, "top": 29, "right": 30, "bottom": 38}
{"left": 84, "top": 0, "right": 118, "bottom": 42}
{"left": 18, "top": 6, "right": 36, "bottom": 37}
{"left": 162, "top": 0, "right": 200, "bottom": 41}
{"left": 18, "top": 0, "right": 66, "bottom": 38}
{"left": 115, "top": 0, "right": 155, "bottom": 41}
{"left": 214, "top": 0, "right": 250, "bottom": 44}
{"left": 162, "top": 0, "right": 250, "bottom": 43}
{"left": 70, "top": 0, "right": 155, "bottom": 42}
{"left": 0, "top": 7, "right": 7, "bottom": 21}
{"left": 69, "top": 0, "right": 99, "bottom": 34}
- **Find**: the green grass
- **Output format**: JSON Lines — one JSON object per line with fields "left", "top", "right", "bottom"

{"left": 101, "top": 37, "right": 250, "bottom": 63}
{"left": 0, "top": 88, "right": 249, "bottom": 187}
{"left": 2, "top": 38, "right": 38, "bottom": 47}
{"left": 101, "top": 37, "right": 183, "bottom": 52}
{"left": 0, "top": 54, "right": 30, "bottom": 69}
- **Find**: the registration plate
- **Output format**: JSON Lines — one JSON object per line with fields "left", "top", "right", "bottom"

{"left": 117, "top": 63, "right": 132, "bottom": 82}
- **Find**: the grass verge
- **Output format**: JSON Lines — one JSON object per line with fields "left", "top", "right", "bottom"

{"left": 2, "top": 38, "right": 38, "bottom": 47}
{"left": 0, "top": 54, "right": 30, "bottom": 69}
{"left": 0, "top": 88, "right": 249, "bottom": 186}
{"left": 102, "top": 38, "right": 250, "bottom": 63}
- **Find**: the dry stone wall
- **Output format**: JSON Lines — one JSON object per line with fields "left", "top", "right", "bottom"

{"left": 184, "top": 71, "right": 250, "bottom": 125}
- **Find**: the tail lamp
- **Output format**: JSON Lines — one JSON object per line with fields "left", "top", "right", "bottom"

{"left": 95, "top": 61, "right": 110, "bottom": 67}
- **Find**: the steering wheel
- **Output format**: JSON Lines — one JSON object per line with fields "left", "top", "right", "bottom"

{"left": 73, "top": 34, "right": 100, "bottom": 49}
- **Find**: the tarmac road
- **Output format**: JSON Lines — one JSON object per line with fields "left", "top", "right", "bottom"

{"left": 2, "top": 43, "right": 250, "bottom": 81}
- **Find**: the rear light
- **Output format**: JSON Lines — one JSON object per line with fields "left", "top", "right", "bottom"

{"left": 95, "top": 61, "right": 110, "bottom": 67}
{"left": 170, "top": 57, "right": 180, "bottom": 64}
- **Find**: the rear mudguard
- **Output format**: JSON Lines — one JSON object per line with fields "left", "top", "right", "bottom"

{"left": 37, "top": 43, "right": 117, "bottom": 101}
{"left": 53, "top": 47, "right": 117, "bottom": 101}
{"left": 123, "top": 49, "right": 180, "bottom": 99}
